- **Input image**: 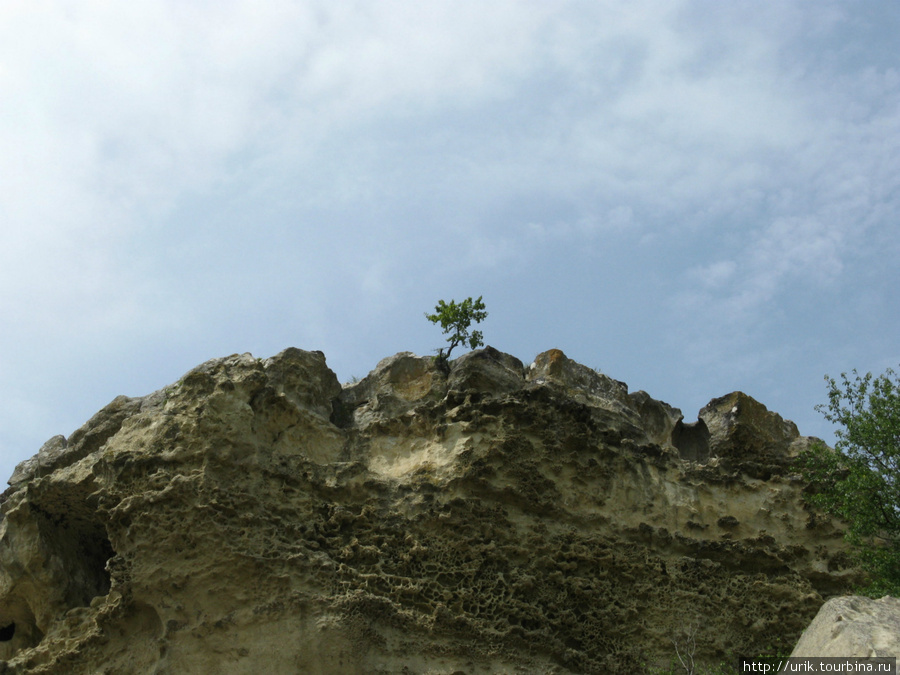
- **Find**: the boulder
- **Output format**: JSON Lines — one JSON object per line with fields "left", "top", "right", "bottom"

{"left": 700, "top": 391, "right": 799, "bottom": 460}
{"left": 790, "top": 595, "right": 900, "bottom": 666}
{"left": 629, "top": 390, "right": 684, "bottom": 450}
{"left": 527, "top": 348, "right": 632, "bottom": 411}
{"left": 337, "top": 351, "right": 445, "bottom": 429}
{"left": 7, "top": 435, "right": 67, "bottom": 487}
{"left": 447, "top": 345, "right": 525, "bottom": 394}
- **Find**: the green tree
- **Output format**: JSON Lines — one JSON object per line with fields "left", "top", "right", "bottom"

{"left": 801, "top": 366, "right": 900, "bottom": 595}
{"left": 425, "top": 296, "right": 488, "bottom": 367}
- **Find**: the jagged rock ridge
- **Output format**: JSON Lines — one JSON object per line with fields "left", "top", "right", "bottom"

{"left": 0, "top": 347, "right": 860, "bottom": 673}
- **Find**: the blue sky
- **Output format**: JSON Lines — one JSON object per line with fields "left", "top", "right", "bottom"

{"left": 2, "top": 1, "right": 898, "bottom": 483}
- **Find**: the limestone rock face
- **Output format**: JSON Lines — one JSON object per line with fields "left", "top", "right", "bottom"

{"left": 0, "top": 347, "right": 862, "bottom": 674}
{"left": 790, "top": 596, "right": 900, "bottom": 666}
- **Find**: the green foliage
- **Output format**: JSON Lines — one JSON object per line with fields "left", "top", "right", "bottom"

{"left": 800, "top": 366, "right": 900, "bottom": 596}
{"left": 424, "top": 296, "right": 488, "bottom": 365}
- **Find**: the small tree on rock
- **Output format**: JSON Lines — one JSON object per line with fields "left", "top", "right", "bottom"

{"left": 425, "top": 296, "right": 487, "bottom": 369}
{"left": 801, "top": 366, "right": 900, "bottom": 596}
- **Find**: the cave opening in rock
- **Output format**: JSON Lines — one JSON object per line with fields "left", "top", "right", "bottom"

{"left": 672, "top": 419, "right": 711, "bottom": 463}
{"left": 0, "top": 600, "right": 41, "bottom": 659}
{"left": 29, "top": 489, "right": 117, "bottom": 609}
{"left": 78, "top": 525, "right": 116, "bottom": 601}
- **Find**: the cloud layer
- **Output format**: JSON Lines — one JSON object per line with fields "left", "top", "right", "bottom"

{"left": 1, "top": 1, "right": 898, "bottom": 480}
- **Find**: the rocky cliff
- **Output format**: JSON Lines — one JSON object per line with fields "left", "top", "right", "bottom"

{"left": 0, "top": 347, "right": 861, "bottom": 673}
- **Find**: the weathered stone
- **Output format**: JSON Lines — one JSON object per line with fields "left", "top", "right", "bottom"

{"left": 0, "top": 347, "right": 863, "bottom": 674}
{"left": 7, "top": 396, "right": 147, "bottom": 489}
{"left": 447, "top": 345, "right": 525, "bottom": 394}
{"left": 629, "top": 389, "right": 684, "bottom": 449}
{"left": 790, "top": 595, "right": 900, "bottom": 667}
{"left": 338, "top": 351, "right": 445, "bottom": 429}
{"left": 528, "top": 349, "right": 632, "bottom": 411}
{"left": 700, "top": 391, "right": 800, "bottom": 459}
{"left": 7, "top": 435, "right": 67, "bottom": 487}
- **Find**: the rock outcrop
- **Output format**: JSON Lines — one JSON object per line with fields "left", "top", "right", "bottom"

{"left": 790, "top": 595, "right": 900, "bottom": 667}
{"left": 0, "top": 347, "right": 862, "bottom": 673}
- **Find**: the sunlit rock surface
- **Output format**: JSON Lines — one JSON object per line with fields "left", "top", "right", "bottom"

{"left": 0, "top": 347, "right": 861, "bottom": 673}
{"left": 790, "top": 595, "right": 900, "bottom": 665}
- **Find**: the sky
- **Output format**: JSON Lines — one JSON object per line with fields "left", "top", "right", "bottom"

{"left": 2, "top": 1, "right": 898, "bottom": 483}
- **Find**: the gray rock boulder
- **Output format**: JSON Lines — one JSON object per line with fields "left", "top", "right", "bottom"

{"left": 790, "top": 595, "right": 900, "bottom": 667}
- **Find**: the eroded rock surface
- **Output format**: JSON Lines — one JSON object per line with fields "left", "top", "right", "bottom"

{"left": 0, "top": 347, "right": 861, "bottom": 673}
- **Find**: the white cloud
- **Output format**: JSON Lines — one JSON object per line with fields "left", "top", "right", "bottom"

{"left": 687, "top": 260, "right": 737, "bottom": 290}
{"left": 0, "top": 0, "right": 898, "bottom": 480}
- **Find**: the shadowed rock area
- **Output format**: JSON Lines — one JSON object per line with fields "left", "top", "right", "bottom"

{"left": 0, "top": 347, "right": 861, "bottom": 673}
